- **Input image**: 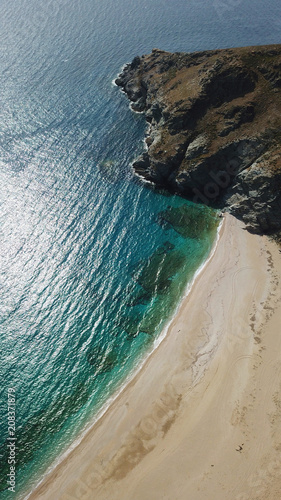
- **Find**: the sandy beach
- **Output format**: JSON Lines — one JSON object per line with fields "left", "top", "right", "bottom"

{"left": 26, "top": 213, "right": 281, "bottom": 500}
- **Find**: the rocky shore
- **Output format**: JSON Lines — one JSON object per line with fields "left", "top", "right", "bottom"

{"left": 115, "top": 45, "right": 281, "bottom": 236}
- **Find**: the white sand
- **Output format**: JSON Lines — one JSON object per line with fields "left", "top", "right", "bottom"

{"left": 26, "top": 213, "right": 281, "bottom": 500}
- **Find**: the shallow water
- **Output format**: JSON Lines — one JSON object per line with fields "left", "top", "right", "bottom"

{"left": 0, "top": 0, "right": 280, "bottom": 497}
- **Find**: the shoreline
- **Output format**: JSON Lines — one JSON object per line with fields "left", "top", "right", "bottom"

{"left": 26, "top": 214, "right": 281, "bottom": 500}
{"left": 23, "top": 214, "right": 223, "bottom": 500}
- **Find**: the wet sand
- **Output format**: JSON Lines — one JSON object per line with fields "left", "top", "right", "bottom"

{"left": 26, "top": 213, "right": 281, "bottom": 500}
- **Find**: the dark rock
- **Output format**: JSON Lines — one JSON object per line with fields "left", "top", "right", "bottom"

{"left": 116, "top": 44, "right": 281, "bottom": 235}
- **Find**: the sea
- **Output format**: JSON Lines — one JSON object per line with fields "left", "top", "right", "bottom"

{"left": 0, "top": 0, "right": 280, "bottom": 497}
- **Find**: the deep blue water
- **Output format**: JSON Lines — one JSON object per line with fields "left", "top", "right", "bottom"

{"left": 0, "top": 0, "right": 280, "bottom": 498}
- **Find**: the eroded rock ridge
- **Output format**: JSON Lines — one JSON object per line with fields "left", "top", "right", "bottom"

{"left": 115, "top": 45, "right": 281, "bottom": 235}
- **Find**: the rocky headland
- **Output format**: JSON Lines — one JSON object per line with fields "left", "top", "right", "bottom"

{"left": 115, "top": 44, "right": 281, "bottom": 236}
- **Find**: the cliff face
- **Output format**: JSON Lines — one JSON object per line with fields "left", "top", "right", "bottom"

{"left": 115, "top": 45, "right": 281, "bottom": 235}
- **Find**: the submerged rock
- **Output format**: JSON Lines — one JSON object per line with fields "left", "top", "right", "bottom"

{"left": 116, "top": 44, "right": 281, "bottom": 236}
{"left": 127, "top": 289, "right": 152, "bottom": 307}
{"left": 98, "top": 159, "right": 119, "bottom": 183}
{"left": 117, "top": 314, "right": 151, "bottom": 337}
{"left": 136, "top": 248, "right": 186, "bottom": 294}
{"left": 158, "top": 204, "right": 218, "bottom": 239}
{"left": 87, "top": 347, "right": 117, "bottom": 374}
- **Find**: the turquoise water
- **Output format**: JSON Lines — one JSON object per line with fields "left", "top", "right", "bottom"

{"left": 0, "top": 0, "right": 280, "bottom": 498}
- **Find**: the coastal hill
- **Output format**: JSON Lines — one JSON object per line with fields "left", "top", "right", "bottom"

{"left": 116, "top": 45, "right": 281, "bottom": 236}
